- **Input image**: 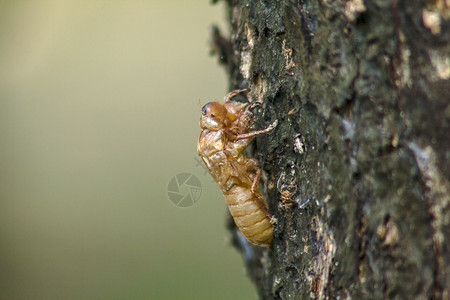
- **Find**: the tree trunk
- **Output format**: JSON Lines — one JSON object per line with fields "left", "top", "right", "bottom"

{"left": 211, "top": 0, "right": 449, "bottom": 299}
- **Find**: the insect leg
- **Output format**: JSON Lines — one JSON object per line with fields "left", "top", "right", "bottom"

{"left": 224, "top": 89, "right": 248, "bottom": 103}
{"left": 235, "top": 120, "right": 278, "bottom": 141}
{"left": 243, "top": 101, "right": 262, "bottom": 113}
{"left": 222, "top": 150, "right": 253, "bottom": 187}
{"left": 249, "top": 167, "right": 272, "bottom": 219}
{"left": 250, "top": 167, "right": 262, "bottom": 195}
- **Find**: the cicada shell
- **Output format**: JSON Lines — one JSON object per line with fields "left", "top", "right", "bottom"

{"left": 197, "top": 89, "right": 277, "bottom": 247}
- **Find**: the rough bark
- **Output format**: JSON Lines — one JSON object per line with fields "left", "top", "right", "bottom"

{"left": 211, "top": 0, "right": 449, "bottom": 299}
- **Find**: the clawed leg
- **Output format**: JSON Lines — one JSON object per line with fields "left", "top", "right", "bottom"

{"left": 235, "top": 119, "right": 278, "bottom": 141}
{"left": 243, "top": 101, "right": 262, "bottom": 113}
{"left": 222, "top": 149, "right": 253, "bottom": 188}
{"left": 250, "top": 167, "right": 272, "bottom": 219}
{"left": 250, "top": 167, "right": 261, "bottom": 195}
{"left": 224, "top": 89, "right": 248, "bottom": 103}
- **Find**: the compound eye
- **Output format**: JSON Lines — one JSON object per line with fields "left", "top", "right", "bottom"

{"left": 201, "top": 102, "right": 226, "bottom": 123}
{"left": 201, "top": 103, "right": 211, "bottom": 116}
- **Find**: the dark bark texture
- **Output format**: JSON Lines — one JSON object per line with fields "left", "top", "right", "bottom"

{"left": 211, "top": 0, "right": 449, "bottom": 299}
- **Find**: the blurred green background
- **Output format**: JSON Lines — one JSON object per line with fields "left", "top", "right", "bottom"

{"left": 0, "top": 1, "right": 257, "bottom": 299}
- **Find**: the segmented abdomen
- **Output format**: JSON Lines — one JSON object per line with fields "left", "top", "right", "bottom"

{"left": 224, "top": 186, "right": 273, "bottom": 247}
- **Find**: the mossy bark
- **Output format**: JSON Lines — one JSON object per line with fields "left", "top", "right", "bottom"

{"left": 211, "top": 0, "right": 449, "bottom": 299}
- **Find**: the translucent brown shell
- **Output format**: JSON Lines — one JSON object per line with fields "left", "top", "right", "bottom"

{"left": 197, "top": 89, "right": 277, "bottom": 247}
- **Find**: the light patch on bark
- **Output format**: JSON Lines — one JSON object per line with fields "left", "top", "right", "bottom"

{"left": 240, "top": 24, "right": 255, "bottom": 81}
{"left": 428, "top": 49, "right": 450, "bottom": 80}
{"left": 249, "top": 74, "right": 268, "bottom": 103}
{"left": 423, "top": 9, "right": 442, "bottom": 35}
{"left": 277, "top": 166, "right": 298, "bottom": 206}
{"left": 377, "top": 219, "right": 400, "bottom": 246}
{"left": 396, "top": 31, "right": 412, "bottom": 88}
{"left": 409, "top": 142, "right": 450, "bottom": 298}
{"left": 344, "top": 0, "right": 366, "bottom": 21}
{"left": 240, "top": 51, "right": 252, "bottom": 80}
{"left": 306, "top": 216, "right": 337, "bottom": 300}
{"left": 294, "top": 135, "right": 305, "bottom": 154}
{"left": 282, "top": 39, "right": 296, "bottom": 75}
